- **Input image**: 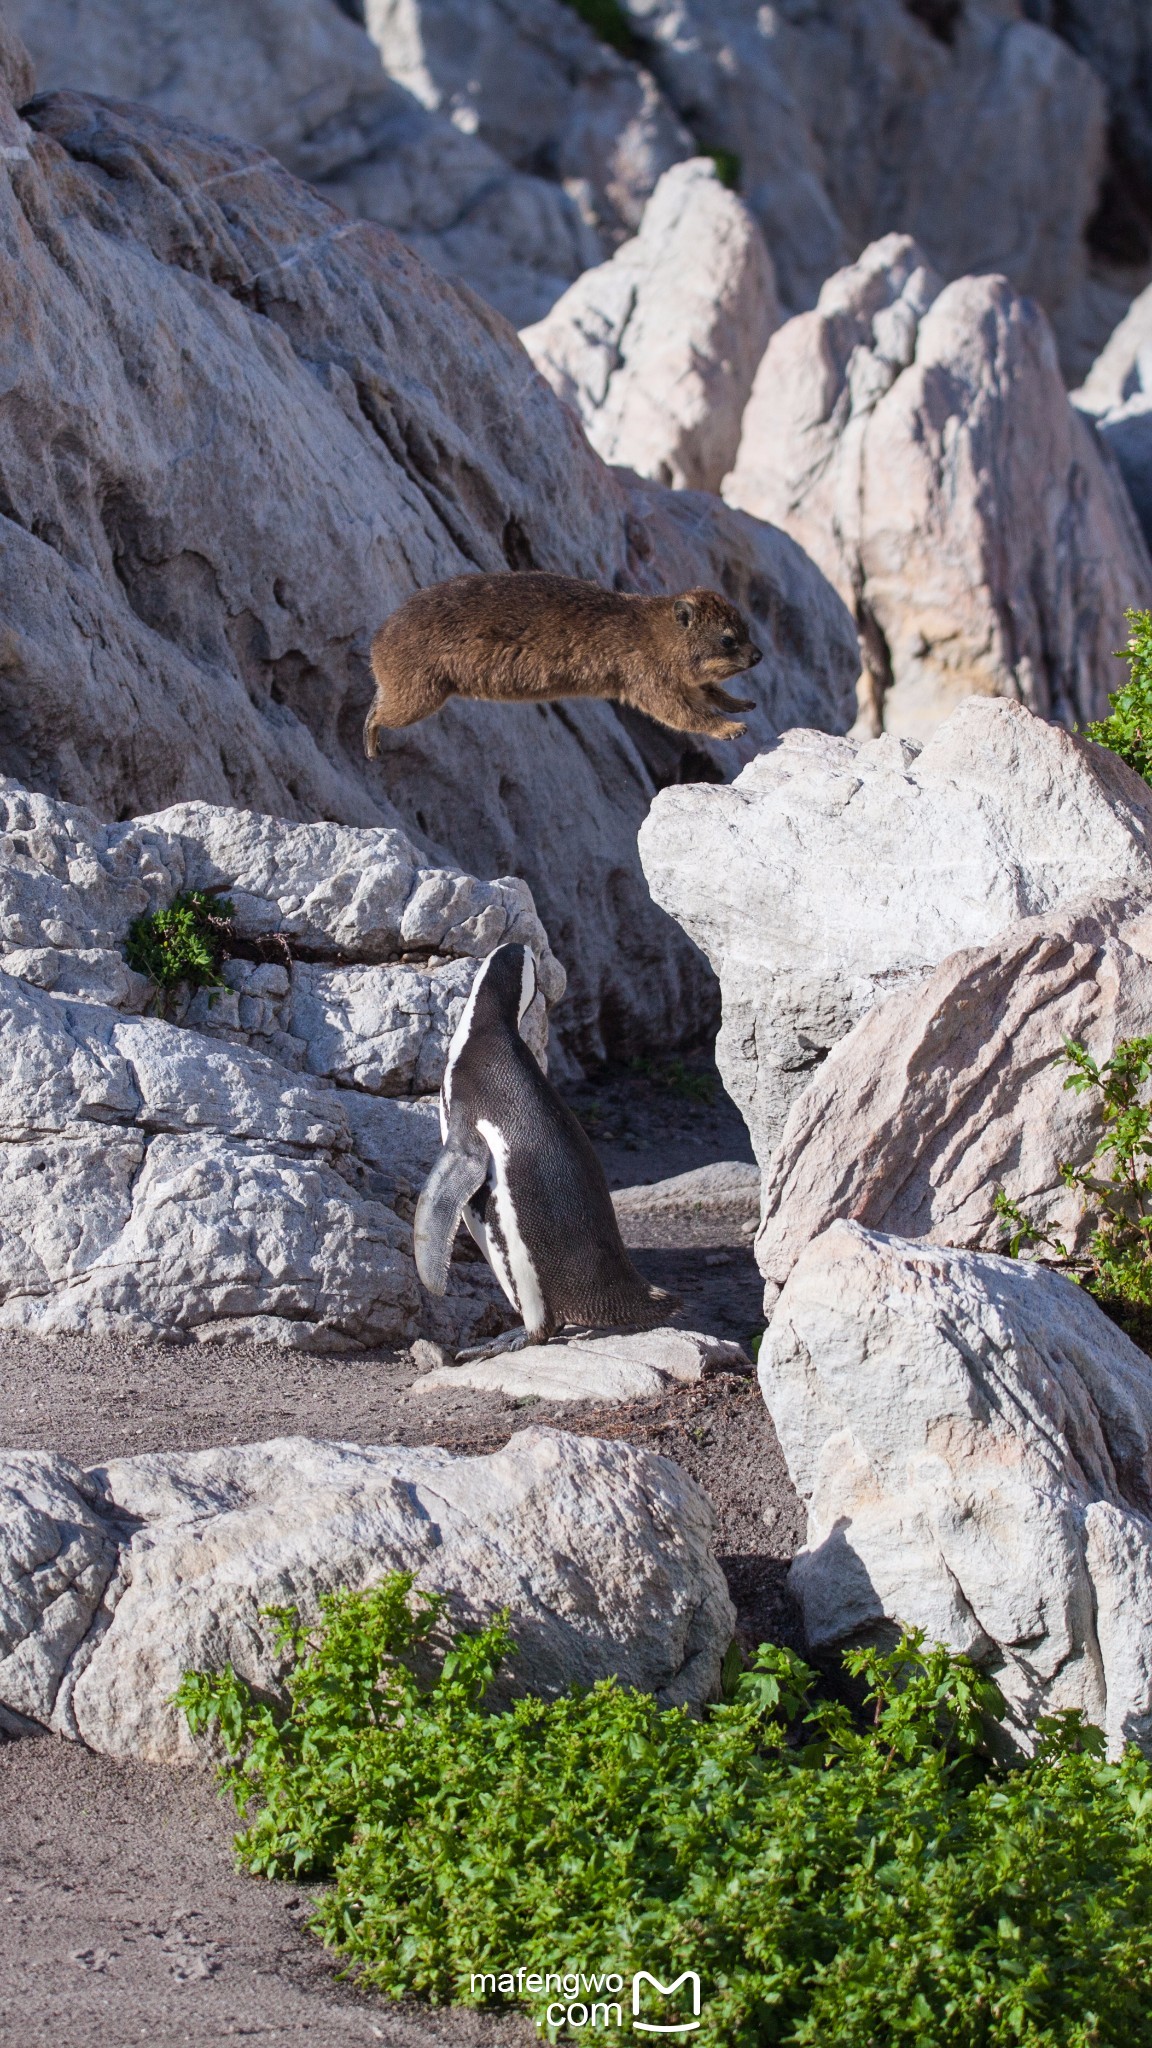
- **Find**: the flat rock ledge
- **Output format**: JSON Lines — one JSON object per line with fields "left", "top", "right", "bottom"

{"left": 416, "top": 1326, "right": 753, "bottom": 1403}
{"left": 0, "top": 1427, "right": 736, "bottom": 1761}
{"left": 763, "top": 1222, "right": 1152, "bottom": 1756}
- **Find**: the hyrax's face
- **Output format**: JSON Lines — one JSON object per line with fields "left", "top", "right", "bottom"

{"left": 673, "top": 591, "right": 762, "bottom": 681}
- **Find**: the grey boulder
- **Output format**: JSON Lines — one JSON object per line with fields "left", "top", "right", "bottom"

{"left": 0, "top": 1428, "right": 736, "bottom": 1757}
{"left": 6, "top": 0, "right": 604, "bottom": 326}
{"left": 0, "top": 775, "right": 565, "bottom": 1347}
{"left": 640, "top": 698, "right": 1152, "bottom": 1169}
{"left": 724, "top": 235, "right": 1152, "bottom": 737}
{"left": 756, "top": 889, "right": 1152, "bottom": 1299}
{"left": 522, "top": 157, "right": 779, "bottom": 494}
{"left": 1076, "top": 279, "right": 1152, "bottom": 555}
{"left": 763, "top": 1223, "right": 1152, "bottom": 1754}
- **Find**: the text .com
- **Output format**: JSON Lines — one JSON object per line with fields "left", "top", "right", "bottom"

{"left": 469, "top": 1968, "right": 702, "bottom": 2033}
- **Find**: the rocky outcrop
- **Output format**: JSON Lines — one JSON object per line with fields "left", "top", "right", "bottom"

{"left": 1025, "top": 2, "right": 1152, "bottom": 239}
{"left": 724, "top": 235, "right": 1152, "bottom": 737}
{"left": 640, "top": 698, "right": 1152, "bottom": 1170}
{"left": 0, "top": 58, "right": 858, "bottom": 1070}
{"left": 0, "top": 1427, "right": 736, "bottom": 1756}
{"left": 617, "top": 1, "right": 1106, "bottom": 362}
{"left": 0, "top": 775, "right": 565, "bottom": 1346}
{"left": 416, "top": 1325, "right": 752, "bottom": 1402}
{"left": 521, "top": 158, "right": 778, "bottom": 493}
{"left": 6, "top": 0, "right": 605, "bottom": 325}
{"left": 763, "top": 1223, "right": 1152, "bottom": 1755}
{"left": 756, "top": 890, "right": 1152, "bottom": 1299}
{"left": 365, "top": 0, "right": 692, "bottom": 244}
{"left": 1076, "top": 280, "right": 1152, "bottom": 553}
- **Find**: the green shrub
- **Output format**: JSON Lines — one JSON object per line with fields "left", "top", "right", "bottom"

{"left": 707, "top": 148, "right": 742, "bottom": 191}
{"left": 1083, "top": 609, "right": 1152, "bottom": 783}
{"left": 177, "top": 1575, "right": 1152, "bottom": 2046}
{"left": 125, "top": 889, "right": 235, "bottom": 992}
{"left": 995, "top": 1035, "right": 1152, "bottom": 1319}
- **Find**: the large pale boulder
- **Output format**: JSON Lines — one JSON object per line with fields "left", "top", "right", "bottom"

{"left": 416, "top": 1326, "right": 752, "bottom": 1403}
{"left": 640, "top": 697, "right": 1152, "bottom": 1169}
{"left": 521, "top": 158, "right": 779, "bottom": 494}
{"left": 0, "top": 775, "right": 566, "bottom": 1346}
{"left": 365, "top": 0, "right": 692, "bottom": 244}
{"left": 0, "top": 1428, "right": 736, "bottom": 1755}
{"left": 764, "top": 1223, "right": 1152, "bottom": 1754}
{"left": 6, "top": 0, "right": 604, "bottom": 325}
{"left": 1076, "top": 280, "right": 1152, "bottom": 553}
{"left": 618, "top": 0, "right": 1105, "bottom": 360}
{"left": 724, "top": 235, "right": 1152, "bottom": 737}
{"left": 756, "top": 891, "right": 1152, "bottom": 1299}
{"left": 0, "top": 68, "right": 857, "bottom": 1070}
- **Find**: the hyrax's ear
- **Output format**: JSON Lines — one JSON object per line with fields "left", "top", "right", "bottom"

{"left": 673, "top": 598, "right": 695, "bottom": 629}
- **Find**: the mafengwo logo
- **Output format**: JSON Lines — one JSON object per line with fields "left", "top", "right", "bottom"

{"left": 468, "top": 1967, "right": 702, "bottom": 2034}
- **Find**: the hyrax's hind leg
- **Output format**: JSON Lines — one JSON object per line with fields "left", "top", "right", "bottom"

{"left": 363, "top": 646, "right": 454, "bottom": 756}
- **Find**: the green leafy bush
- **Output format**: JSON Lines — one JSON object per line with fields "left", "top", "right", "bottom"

{"left": 125, "top": 889, "right": 235, "bottom": 992}
{"left": 995, "top": 1035, "right": 1152, "bottom": 1323}
{"left": 177, "top": 1575, "right": 1152, "bottom": 2046}
{"left": 707, "top": 148, "right": 742, "bottom": 191}
{"left": 1083, "top": 609, "right": 1152, "bottom": 783}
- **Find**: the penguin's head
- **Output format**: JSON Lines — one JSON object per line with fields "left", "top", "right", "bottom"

{"left": 472, "top": 943, "right": 537, "bottom": 1031}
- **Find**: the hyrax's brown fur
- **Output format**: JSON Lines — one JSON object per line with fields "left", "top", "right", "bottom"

{"left": 363, "top": 572, "right": 762, "bottom": 756}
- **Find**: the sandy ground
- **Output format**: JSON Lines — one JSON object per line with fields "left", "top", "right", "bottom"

{"left": 0, "top": 1053, "right": 800, "bottom": 2048}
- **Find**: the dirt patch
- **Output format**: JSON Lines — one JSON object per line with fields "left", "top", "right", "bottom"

{"left": 0, "top": 1050, "right": 795, "bottom": 2046}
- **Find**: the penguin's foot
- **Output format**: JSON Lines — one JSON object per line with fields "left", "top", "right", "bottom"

{"left": 455, "top": 1325, "right": 537, "bottom": 1364}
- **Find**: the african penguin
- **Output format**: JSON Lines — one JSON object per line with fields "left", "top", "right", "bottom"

{"left": 414, "top": 943, "right": 671, "bottom": 1362}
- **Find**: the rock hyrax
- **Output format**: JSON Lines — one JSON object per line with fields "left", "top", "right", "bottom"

{"left": 363, "top": 572, "right": 762, "bottom": 756}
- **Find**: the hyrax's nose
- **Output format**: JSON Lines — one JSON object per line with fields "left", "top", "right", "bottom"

{"left": 748, "top": 644, "right": 763, "bottom": 666}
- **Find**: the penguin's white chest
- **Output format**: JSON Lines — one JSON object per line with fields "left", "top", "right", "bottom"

{"left": 469, "top": 1118, "right": 547, "bottom": 1330}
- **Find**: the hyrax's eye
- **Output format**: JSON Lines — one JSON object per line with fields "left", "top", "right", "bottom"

{"left": 720, "top": 632, "right": 738, "bottom": 651}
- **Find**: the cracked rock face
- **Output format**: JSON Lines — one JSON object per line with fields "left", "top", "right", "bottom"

{"left": 640, "top": 697, "right": 1152, "bottom": 1173}
{"left": 756, "top": 890, "right": 1152, "bottom": 1299}
{"left": 617, "top": 0, "right": 1106, "bottom": 368}
{"left": 763, "top": 1223, "right": 1152, "bottom": 1755}
{"left": 522, "top": 157, "right": 779, "bottom": 495}
{"left": 0, "top": 1428, "right": 736, "bottom": 1759}
{"left": 724, "top": 234, "right": 1152, "bottom": 738}
{"left": 6, "top": 0, "right": 605, "bottom": 326}
{"left": 365, "top": 0, "right": 692, "bottom": 246}
{"left": 0, "top": 50, "right": 857, "bottom": 1070}
{"left": 0, "top": 776, "right": 562, "bottom": 1347}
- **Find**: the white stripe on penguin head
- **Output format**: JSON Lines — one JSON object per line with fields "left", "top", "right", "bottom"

{"left": 440, "top": 949, "right": 500, "bottom": 1136}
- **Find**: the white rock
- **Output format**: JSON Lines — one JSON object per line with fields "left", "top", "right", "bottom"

{"left": 365, "top": 0, "right": 692, "bottom": 243}
{"left": 725, "top": 236, "right": 1152, "bottom": 737}
{"left": 756, "top": 889, "right": 1152, "bottom": 1298}
{"left": 762, "top": 1222, "right": 1152, "bottom": 1754}
{"left": 0, "top": 1429, "right": 736, "bottom": 1758}
{"left": 640, "top": 697, "right": 1152, "bottom": 1168}
{"left": 521, "top": 158, "right": 778, "bottom": 493}
{"left": 416, "top": 1327, "right": 752, "bottom": 1402}
{"left": 0, "top": 65, "right": 857, "bottom": 1071}
{"left": 0, "top": 778, "right": 569, "bottom": 1347}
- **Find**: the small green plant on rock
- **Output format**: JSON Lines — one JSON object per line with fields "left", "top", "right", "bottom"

{"left": 178, "top": 1573, "right": 1152, "bottom": 2046}
{"left": 995, "top": 1035, "right": 1152, "bottom": 1320}
{"left": 1083, "top": 608, "right": 1152, "bottom": 782}
{"left": 125, "top": 889, "right": 235, "bottom": 993}
{"left": 558, "top": 0, "right": 641, "bottom": 58}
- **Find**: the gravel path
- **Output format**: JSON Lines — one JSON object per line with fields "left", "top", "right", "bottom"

{"left": 0, "top": 1053, "right": 798, "bottom": 2047}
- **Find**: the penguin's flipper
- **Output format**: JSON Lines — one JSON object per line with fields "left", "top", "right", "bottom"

{"left": 414, "top": 1143, "right": 488, "bottom": 1295}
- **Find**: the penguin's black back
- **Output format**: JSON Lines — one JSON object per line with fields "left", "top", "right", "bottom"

{"left": 448, "top": 964, "right": 662, "bottom": 1330}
